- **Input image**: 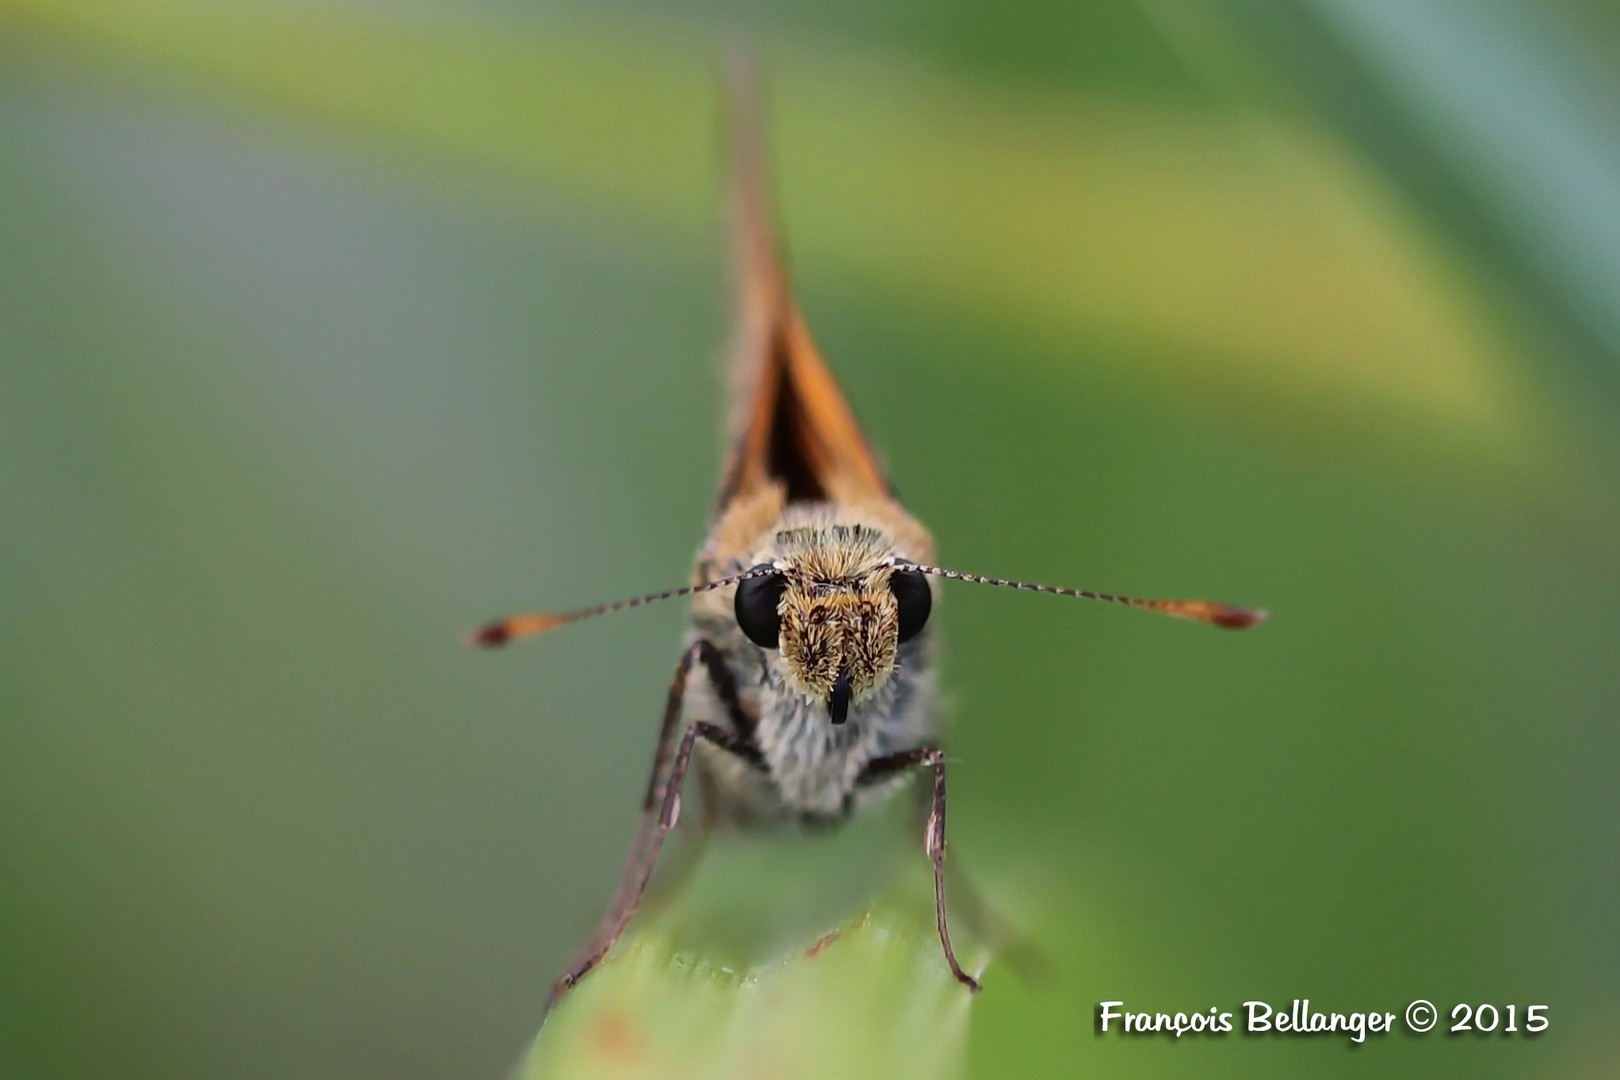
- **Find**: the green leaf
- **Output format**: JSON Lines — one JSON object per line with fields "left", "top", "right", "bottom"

{"left": 519, "top": 827, "right": 984, "bottom": 1080}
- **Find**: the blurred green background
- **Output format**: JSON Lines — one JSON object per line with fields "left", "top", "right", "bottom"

{"left": 3, "top": 1, "right": 1618, "bottom": 1078}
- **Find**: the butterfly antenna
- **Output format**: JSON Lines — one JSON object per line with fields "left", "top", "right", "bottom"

{"left": 469, "top": 566, "right": 778, "bottom": 647}
{"left": 907, "top": 564, "right": 1266, "bottom": 630}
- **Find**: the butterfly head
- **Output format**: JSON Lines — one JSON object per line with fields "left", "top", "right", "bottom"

{"left": 733, "top": 524, "right": 931, "bottom": 724}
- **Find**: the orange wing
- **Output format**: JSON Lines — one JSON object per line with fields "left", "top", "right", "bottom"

{"left": 714, "top": 62, "right": 891, "bottom": 517}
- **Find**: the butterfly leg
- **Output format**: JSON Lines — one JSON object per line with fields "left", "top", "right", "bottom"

{"left": 857, "top": 746, "right": 982, "bottom": 993}
{"left": 545, "top": 641, "right": 760, "bottom": 1016}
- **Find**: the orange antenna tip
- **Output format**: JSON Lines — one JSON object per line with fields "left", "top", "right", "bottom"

{"left": 1157, "top": 600, "right": 1268, "bottom": 630}
{"left": 468, "top": 613, "right": 571, "bottom": 648}
{"left": 1127, "top": 595, "right": 1263, "bottom": 628}
{"left": 1208, "top": 604, "right": 1267, "bottom": 630}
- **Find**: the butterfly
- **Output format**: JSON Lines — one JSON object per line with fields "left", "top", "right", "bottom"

{"left": 473, "top": 68, "right": 1264, "bottom": 1015}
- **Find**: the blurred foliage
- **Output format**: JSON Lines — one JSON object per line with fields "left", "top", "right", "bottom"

{"left": 2, "top": 1, "right": 1617, "bottom": 1079}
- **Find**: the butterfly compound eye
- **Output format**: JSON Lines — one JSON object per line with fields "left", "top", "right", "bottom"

{"left": 890, "top": 569, "right": 932, "bottom": 643}
{"left": 734, "top": 570, "right": 788, "bottom": 649}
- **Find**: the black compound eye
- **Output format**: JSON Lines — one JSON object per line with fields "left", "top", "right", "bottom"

{"left": 889, "top": 569, "right": 932, "bottom": 644}
{"left": 734, "top": 569, "right": 788, "bottom": 649}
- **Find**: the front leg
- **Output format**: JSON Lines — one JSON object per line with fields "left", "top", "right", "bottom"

{"left": 546, "top": 641, "right": 762, "bottom": 1017}
{"left": 857, "top": 746, "right": 982, "bottom": 993}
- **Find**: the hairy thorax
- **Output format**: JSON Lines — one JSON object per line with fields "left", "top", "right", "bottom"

{"left": 687, "top": 493, "right": 940, "bottom": 827}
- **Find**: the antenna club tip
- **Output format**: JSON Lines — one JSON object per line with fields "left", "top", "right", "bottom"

{"left": 468, "top": 622, "right": 511, "bottom": 648}
{"left": 1213, "top": 606, "right": 1267, "bottom": 630}
{"left": 466, "top": 613, "right": 571, "bottom": 646}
